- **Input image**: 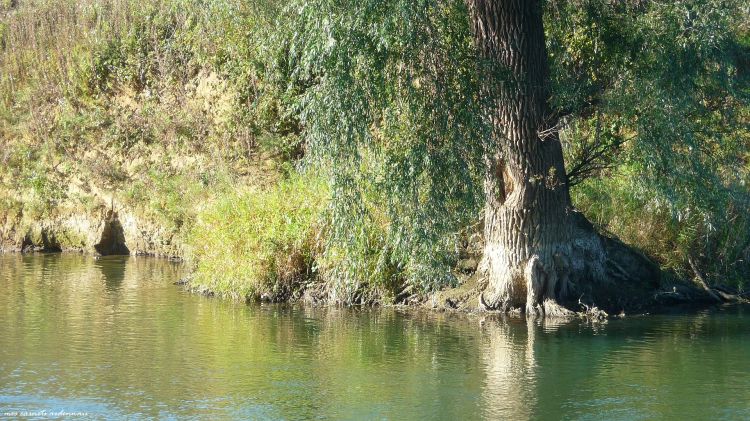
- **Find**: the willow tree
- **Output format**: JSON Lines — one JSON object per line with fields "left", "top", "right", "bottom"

{"left": 272, "top": 0, "right": 748, "bottom": 313}
{"left": 463, "top": 0, "right": 665, "bottom": 315}
{"left": 469, "top": 0, "right": 581, "bottom": 314}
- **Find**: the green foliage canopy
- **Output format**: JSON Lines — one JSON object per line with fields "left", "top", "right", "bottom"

{"left": 264, "top": 0, "right": 749, "bottom": 290}
{"left": 269, "top": 0, "right": 490, "bottom": 296}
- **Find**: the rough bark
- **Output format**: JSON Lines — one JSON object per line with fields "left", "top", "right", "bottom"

{"left": 466, "top": 0, "right": 659, "bottom": 316}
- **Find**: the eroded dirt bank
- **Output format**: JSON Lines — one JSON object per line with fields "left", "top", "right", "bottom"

{"left": 0, "top": 206, "right": 182, "bottom": 258}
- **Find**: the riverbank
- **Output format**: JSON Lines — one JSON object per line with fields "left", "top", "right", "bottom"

{"left": 0, "top": 206, "right": 181, "bottom": 257}
{"left": 2, "top": 0, "right": 747, "bottom": 317}
{"left": 3, "top": 206, "right": 748, "bottom": 318}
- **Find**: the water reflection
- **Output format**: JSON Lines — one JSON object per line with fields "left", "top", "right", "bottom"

{"left": 479, "top": 317, "right": 537, "bottom": 420}
{"left": 95, "top": 256, "right": 128, "bottom": 292}
{"left": 0, "top": 254, "right": 748, "bottom": 420}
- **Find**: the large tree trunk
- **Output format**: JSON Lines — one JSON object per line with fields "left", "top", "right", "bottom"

{"left": 466, "top": 0, "right": 659, "bottom": 316}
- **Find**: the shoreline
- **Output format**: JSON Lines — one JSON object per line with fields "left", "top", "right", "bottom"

{"left": 5, "top": 249, "right": 748, "bottom": 319}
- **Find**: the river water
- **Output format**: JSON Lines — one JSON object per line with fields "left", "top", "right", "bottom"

{"left": 0, "top": 254, "right": 748, "bottom": 420}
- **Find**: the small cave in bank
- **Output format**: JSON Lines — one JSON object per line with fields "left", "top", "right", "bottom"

{"left": 20, "top": 229, "right": 62, "bottom": 253}
{"left": 41, "top": 230, "right": 62, "bottom": 252}
{"left": 94, "top": 216, "right": 130, "bottom": 256}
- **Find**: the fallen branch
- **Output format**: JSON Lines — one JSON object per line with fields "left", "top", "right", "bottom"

{"left": 688, "top": 257, "right": 723, "bottom": 303}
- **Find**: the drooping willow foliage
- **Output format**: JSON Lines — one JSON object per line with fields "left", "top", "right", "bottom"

{"left": 546, "top": 0, "right": 750, "bottom": 281}
{"left": 257, "top": 0, "right": 750, "bottom": 294}
{"left": 262, "top": 0, "right": 491, "bottom": 299}
{"left": 548, "top": 0, "right": 748, "bottom": 202}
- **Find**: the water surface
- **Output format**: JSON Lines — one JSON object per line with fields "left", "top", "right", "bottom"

{"left": 1, "top": 254, "right": 748, "bottom": 420}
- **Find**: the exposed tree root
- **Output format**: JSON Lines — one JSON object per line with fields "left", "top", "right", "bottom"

{"left": 479, "top": 211, "right": 661, "bottom": 317}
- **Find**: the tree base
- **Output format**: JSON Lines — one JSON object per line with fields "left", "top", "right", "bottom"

{"left": 479, "top": 211, "right": 661, "bottom": 317}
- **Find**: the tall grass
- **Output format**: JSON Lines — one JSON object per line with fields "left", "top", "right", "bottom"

{"left": 187, "top": 175, "right": 329, "bottom": 301}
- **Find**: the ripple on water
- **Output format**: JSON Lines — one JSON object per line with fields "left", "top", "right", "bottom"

{"left": 1, "top": 254, "right": 749, "bottom": 420}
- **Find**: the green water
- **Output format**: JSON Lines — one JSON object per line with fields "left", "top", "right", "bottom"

{"left": 0, "top": 254, "right": 748, "bottom": 420}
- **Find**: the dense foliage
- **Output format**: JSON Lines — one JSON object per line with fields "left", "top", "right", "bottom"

{"left": 1, "top": 0, "right": 748, "bottom": 300}
{"left": 281, "top": 0, "right": 490, "bottom": 298}
{"left": 545, "top": 0, "right": 750, "bottom": 283}
{"left": 267, "top": 0, "right": 750, "bottom": 291}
